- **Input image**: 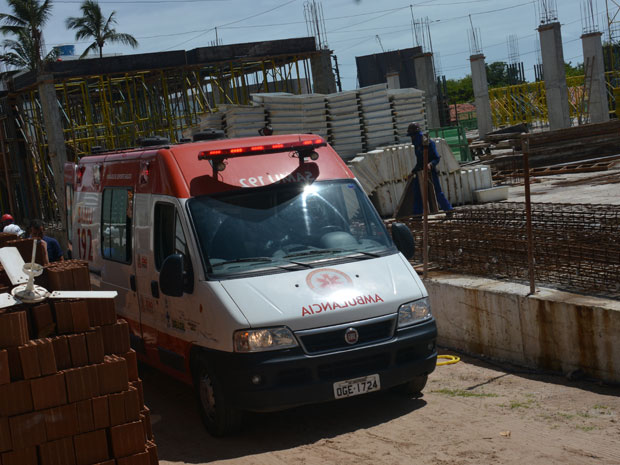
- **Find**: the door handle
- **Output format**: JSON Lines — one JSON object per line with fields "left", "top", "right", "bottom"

{"left": 150, "top": 280, "right": 160, "bottom": 299}
{"left": 130, "top": 275, "right": 136, "bottom": 291}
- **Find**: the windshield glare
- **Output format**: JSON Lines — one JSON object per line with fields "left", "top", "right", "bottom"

{"left": 188, "top": 180, "right": 394, "bottom": 276}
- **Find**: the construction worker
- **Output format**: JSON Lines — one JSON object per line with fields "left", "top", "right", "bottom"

{"left": 407, "top": 122, "right": 453, "bottom": 216}
{"left": 1, "top": 214, "right": 24, "bottom": 236}
{"left": 258, "top": 125, "right": 273, "bottom": 136}
{"left": 29, "top": 219, "right": 63, "bottom": 262}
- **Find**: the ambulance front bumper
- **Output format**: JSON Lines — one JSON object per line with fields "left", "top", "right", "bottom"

{"left": 211, "top": 318, "right": 437, "bottom": 412}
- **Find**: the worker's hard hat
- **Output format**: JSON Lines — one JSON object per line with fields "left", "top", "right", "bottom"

{"left": 1, "top": 214, "right": 14, "bottom": 223}
{"left": 406, "top": 122, "right": 421, "bottom": 136}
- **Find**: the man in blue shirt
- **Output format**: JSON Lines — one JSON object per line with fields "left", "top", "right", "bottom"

{"left": 29, "top": 219, "right": 64, "bottom": 262}
{"left": 407, "top": 122, "right": 453, "bottom": 216}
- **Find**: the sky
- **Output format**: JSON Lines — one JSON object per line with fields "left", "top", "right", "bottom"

{"left": 0, "top": 0, "right": 612, "bottom": 90}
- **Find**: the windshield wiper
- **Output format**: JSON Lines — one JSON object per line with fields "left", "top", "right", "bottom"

{"left": 284, "top": 249, "right": 344, "bottom": 259}
{"left": 211, "top": 257, "right": 273, "bottom": 267}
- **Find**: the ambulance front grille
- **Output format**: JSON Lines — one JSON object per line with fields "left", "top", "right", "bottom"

{"left": 295, "top": 314, "right": 397, "bottom": 355}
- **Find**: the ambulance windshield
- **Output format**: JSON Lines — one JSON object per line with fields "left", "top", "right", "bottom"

{"left": 187, "top": 180, "right": 395, "bottom": 277}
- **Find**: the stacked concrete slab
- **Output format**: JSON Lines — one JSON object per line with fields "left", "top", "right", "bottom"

{"left": 358, "top": 84, "right": 396, "bottom": 150}
{"left": 389, "top": 88, "right": 426, "bottom": 143}
{"left": 221, "top": 105, "right": 266, "bottom": 138}
{"left": 253, "top": 93, "right": 328, "bottom": 139}
{"left": 326, "top": 90, "right": 363, "bottom": 159}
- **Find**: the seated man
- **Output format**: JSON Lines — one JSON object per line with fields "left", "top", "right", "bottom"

{"left": 30, "top": 219, "right": 64, "bottom": 262}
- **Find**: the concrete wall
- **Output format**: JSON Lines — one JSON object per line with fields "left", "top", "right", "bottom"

{"left": 469, "top": 54, "right": 493, "bottom": 138}
{"left": 538, "top": 22, "right": 571, "bottom": 130}
{"left": 581, "top": 32, "right": 610, "bottom": 123}
{"left": 425, "top": 273, "right": 620, "bottom": 383}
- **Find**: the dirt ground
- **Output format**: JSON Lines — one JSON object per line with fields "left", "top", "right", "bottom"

{"left": 144, "top": 352, "right": 620, "bottom": 465}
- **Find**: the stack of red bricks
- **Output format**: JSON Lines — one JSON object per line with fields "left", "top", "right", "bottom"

{"left": 0, "top": 292, "right": 159, "bottom": 464}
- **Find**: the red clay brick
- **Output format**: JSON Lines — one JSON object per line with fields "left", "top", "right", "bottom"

{"left": 109, "top": 421, "right": 146, "bottom": 458}
{"left": 117, "top": 451, "right": 150, "bottom": 465}
{"left": 34, "top": 339, "right": 57, "bottom": 375}
{"left": 67, "top": 334, "right": 89, "bottom": 368}
{"left": 0, "top": 311, "right": 29, "bottom": 348}
{"left": 146, "top": 440, "right": 158, "bottom": 465}
{"left": 44, "top": 403, "right": 79, "bottom": 441}
{"left": 53, "top": 302, "right": 74, "bottom": 334}
{"left": 18, "top": 342, "right": 41, "bottom": 379}
{"left": 92, "top": 395, "right": 110, "bottom": 430}
{"left": 121, "top": 350, "right": 139, "bottom": 381}
{"left": 75, "top": 399, "right": 94, "bottom": 434}
{"left": 9, "top": 411, "right": 47, "bottom": 448}
{"left": 30, "top": 304, "right": 55, "bottom": 338}
{"left": 0, "top": 416, "right": 10, "bottom": 452}
{"left": 97, "top": 355, "right": 129, "bottom": 395}
{"left": 73, "top": 429, "right": 109, "bottom": 465}
{"left": 1, "top": 447, "right": 38, "bottom": 465}
{"left": 108, "top": 392, "right": 126, "bottom": 427}
{"left": 0, "top": 349, "right": 9, "bottom": 385}
{"left": 85, "top": 328, "right": 105, "bottom": 364}
{"left": 5, "top": 347, "right": 22, "bottom": 380}
{"left": 130, "top": 379, "right": 144, "bottom": 409}
{"left": 71, "top": 267, "right": 91, "bottom": 291}
{"left": 0, "top": 380, "right": 33, "bottom": 416}
{"left": 31, "top": 373, "right": 67, "bottom": 410}
{"left": 140, "top": 408, "right": 153, "bottom": 441}
{"left": 39, "top": 436, "right": 76, "bottom": 465}
{"left": 92, "top": 461, "right": 115, "bottom": 465}
{"left": 124, "top": 387, "right": 141, "bottom": 422}
{"left": 115, "top": 320, "right": 131, "bottom": 354}
{"left": 64, "top": 365, "right": 100, "bottom": 402}
{"left": 51, "top": 336, "right": 71, "bottom": 370}
{"left": 87, "top": 299, "right": 116, "bottom": 327}
{"left": 70, "top": 301, "right": 91, "bottom": 333}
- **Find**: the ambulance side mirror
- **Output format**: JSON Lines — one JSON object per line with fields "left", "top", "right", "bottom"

{"left": 160, "top": 253, "right": 185, "bottom": 297}
{"left": 391, "top": 222, "right": 415, "bottom": 259}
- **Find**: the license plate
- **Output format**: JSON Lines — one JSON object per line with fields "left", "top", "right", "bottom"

{"left": 333, "top": 374, "right": 380, "bottom": 399}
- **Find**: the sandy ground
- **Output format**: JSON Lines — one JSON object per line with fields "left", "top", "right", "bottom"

{"left": 145, "top": 352, "right": 620, "bottom": 465}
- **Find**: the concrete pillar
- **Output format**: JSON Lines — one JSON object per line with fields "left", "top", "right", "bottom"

{"left": 469, "top": 54, "right": 494, "bottom": 138}
{"left": 538, "top": 22, "right": 571, "bottom": 129}
{"left": 310, "top": 49, "right": 337, "bottom": 94}
{"left": 38, "top": 74, "right": 68, "bottom": 249}
{"left": 386, "top": 71, "right": 400, "bottom": 89}
{"left": 581, "top": 31, "right": 610, "bottom": 123}
{"left": 414, "top": 52, "right": 440, "bottom": 129}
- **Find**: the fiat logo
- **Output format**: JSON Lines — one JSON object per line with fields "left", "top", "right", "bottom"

{"left": 344, "top": 327, "right": 359, "bottom": 345}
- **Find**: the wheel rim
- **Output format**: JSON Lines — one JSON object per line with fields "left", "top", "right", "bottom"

{"left": 199, "top": 372, "right": 217, "bottom": 422}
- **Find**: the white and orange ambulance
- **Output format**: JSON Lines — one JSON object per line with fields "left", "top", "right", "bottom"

{"left": 64, "top": 133, "right": 437, "bottom": 436}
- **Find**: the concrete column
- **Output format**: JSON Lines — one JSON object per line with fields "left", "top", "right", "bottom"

{"left": 414, "top": 52, "right": 440, "bottom": 129}
{"left": 310, "top": 49, "right": 337, "bottom": 94}
{"left": 581, "top": 31, "right": 610, "bottom": 123}
{"left": 386, "top": 71, "right": 400, "bottom": 89}
{"left": 469, "top": 54, "right": 494, "bottom": 138}
{"left": 538, "top": 22, "right": 571, "bottom": 129}
{"left": 38, "top": 74, "right": 68, "bottom": 249}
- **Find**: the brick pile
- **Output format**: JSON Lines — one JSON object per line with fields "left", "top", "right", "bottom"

{"left": 0, "top": 262, "right": 159, "bottom": 465}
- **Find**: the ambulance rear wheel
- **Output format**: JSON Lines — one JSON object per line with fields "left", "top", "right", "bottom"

{"left": 193, "top": 356, "right": 242, "bottom": 436}
{"left": 397, "top": 375, "right": 428, "bottom": 398}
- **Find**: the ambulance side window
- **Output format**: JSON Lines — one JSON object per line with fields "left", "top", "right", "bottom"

{"left": 154, "top": 203, "right": 193, "bottom": 293}
{"left": 101, "top": 188, "right": 133, "bottom": 264}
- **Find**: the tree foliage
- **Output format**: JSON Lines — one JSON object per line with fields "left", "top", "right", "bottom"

{"left": 66, "top": 0, "right": 138, "bottom": 59}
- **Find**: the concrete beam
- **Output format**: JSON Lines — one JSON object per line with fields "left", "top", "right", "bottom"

{"left": 414, "top": 53, "right": 440, "bottom": 129}
{"left": 469, "top": 54, "right": 493, "bottom": 138}
{"left": 538, "top": 22, "right": 571, "bottom": 129}
{"left": 425, "top": 273, "right": 620, "bottom": 383}
{"left": 581, "top": 32, "right": 610, "bottom": 123}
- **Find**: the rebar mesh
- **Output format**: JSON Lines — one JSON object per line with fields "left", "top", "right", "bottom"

{"left": 391, "top": 203, "right": 620, "bottom": 299}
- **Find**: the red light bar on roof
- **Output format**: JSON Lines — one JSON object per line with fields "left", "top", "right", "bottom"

{"left": 198, "top": 138, "right": 326, "bottom": 161}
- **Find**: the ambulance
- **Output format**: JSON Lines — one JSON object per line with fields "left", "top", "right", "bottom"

{"left": 64, "top": 133, "right": 437, "bottom": 436}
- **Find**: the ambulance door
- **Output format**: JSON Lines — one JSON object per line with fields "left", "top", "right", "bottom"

{"left": 99, "top": 187, "right": 141, "bottom": 333}
{"left": 136, "top": 196, "right": 196, "bottom": 374}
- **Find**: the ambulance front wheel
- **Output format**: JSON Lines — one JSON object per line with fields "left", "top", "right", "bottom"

{"left": 193, "top": 355, "right": 242, "bottom": 436}
{"left": 397, "top": 374, "right": 428, "bottom": 398}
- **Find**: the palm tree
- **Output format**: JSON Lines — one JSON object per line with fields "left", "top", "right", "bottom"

{"left": 66, "top": 0, "right": 138, "bottom": 59}
{"left": 1, "top": 28, "right": 57, "bottom": 72}
{"left": 0, "top": 0, "right": 54, "bottom": 72}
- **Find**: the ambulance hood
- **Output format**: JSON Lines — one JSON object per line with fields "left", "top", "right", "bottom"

{"left": 219, "top": 253, "right": 425, "bottom": 331}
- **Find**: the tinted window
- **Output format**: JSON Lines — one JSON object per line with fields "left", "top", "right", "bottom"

{"left": 101, "top": 188, "right": 133, "bottom": 263}
{"left": 154, "top": 202, "right": 193, "bottom": 292}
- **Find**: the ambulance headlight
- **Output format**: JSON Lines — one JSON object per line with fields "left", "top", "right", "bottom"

{"left": 397, "top": 298, "right": 432, "bottom": 328}
{"left": 234, "top": 327, "right": 298, "bottom": 352}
